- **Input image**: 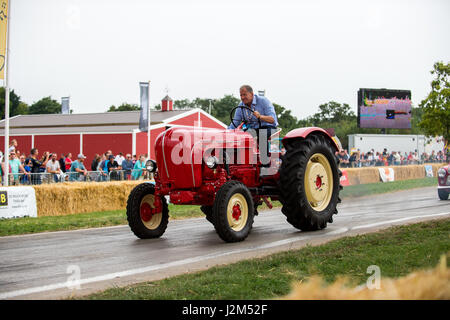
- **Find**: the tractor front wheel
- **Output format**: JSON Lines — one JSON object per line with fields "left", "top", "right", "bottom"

{"left": 212, "top": 181, "right": 254, "bottom": 242}
{"left": 126, "top": 183, "right": 169, "bottom": 239}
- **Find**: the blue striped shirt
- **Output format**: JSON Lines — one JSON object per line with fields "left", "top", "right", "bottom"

{"left": 228, "top": 94, "right": 278, "bottom": 129}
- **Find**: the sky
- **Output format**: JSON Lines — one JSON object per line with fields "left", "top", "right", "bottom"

{"left": 6, "top": 0, "right": 450, "bottom": 120}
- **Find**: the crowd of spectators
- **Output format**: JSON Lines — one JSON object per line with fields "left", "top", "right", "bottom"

{"left": 0, "top": 139, "right": 151, "bottom": 185}
{"left": 336, "top": 147, "right": 449, "bottom": 168}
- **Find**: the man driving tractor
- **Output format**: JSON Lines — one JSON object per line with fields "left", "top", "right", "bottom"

{"left": 229, "top": 85, "right": 278, "bottom": 130}
{"left": 229, "top": 85, "right": 279, "bottom": 159}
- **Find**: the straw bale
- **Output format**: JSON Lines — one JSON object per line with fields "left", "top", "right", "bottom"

{"left": 345, "top": 168, "right": 380, "bottom": 185}
{"left": 345, "top": 163, "right": 444, "bottom": 185}
{"left": 392, "top": 165, "right": 425, "bottom": 181}
{"left": 33, "top": 181, "right": 143, "bottom": 216}
{"left": 282, "top": 254, "right": 450, "bottom": 300}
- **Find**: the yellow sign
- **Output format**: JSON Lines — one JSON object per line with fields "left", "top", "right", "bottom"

{"left": 0, "top": 0, "right": 8, "bottom": 80}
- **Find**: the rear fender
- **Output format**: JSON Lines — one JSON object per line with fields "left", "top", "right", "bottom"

{"left": 282, "top": 127, "right": 340, "bottom": 152}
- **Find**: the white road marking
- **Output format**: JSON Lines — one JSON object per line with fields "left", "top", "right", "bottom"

{"left": 1, "top": 212, "right": 448, "bottom": 299}
{"left": 351, "top": 212, "right": 450, "bottom": 230}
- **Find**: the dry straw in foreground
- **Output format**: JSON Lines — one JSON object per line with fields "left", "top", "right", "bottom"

{"left": 282, "top": 254, "right": 450, "bottom": 300}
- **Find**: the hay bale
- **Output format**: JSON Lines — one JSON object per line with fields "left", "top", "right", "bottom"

{"left": 344, "top": 163, "right": 444, "bottom": 185}
{"left": 33, "top": 181, "right": 143, "bottom": 216}
{"left": 392, "top": 163, "right": 444, "bottom": 181}
{"left": 282, "top": 254, "right": 450, "bottom": 300}
{"left": 391, "top": 165, "right": 425, "bottom": 181}
{"left": 345, "top": 167, "right": 380, "bottom": 185}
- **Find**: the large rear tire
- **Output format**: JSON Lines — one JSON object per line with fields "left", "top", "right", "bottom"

{"left": 212, "top": 180, "right": 254, "bottom": 242}
{"left": 127, "top": 183, "right": 169, "bottom": 239}
{"left": 279, "top": 134, "right": 342, "bottom": 231}
{"left": 438, "top": 189, "right": 449, "bottom": 200}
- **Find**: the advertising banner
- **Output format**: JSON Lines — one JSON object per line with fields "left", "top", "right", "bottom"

{"left": 61, "top": 97, "right": 70, "bottom": 114}
{"left": 340, "top": 170, "right": 350, "bottom": 186}
{"left": 139, "top": 82, "right": 150, "bottom": 132}
{"left": 424, "top": 165, "right": 433, "bottom": 178}
{"left": 0, "top": 187, "right": 38, "bottom": 219}
{"left": 0, "top": 0, "right": 8, "bottom": 80}
{"left": 379, "top": 168, "right": 395, "bottom": 182}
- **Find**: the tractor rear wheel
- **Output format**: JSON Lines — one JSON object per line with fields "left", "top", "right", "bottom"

{"left": 279, "top": 134, "right": 342, "bottom": 231}
{"left": 126, "top": 183, "right": 169, "bottom": 239}
{"left": 212, "top": 180, "right": 254, "bottom": 242}
{"left": 438, "top": 189, "right": 449, "bottom": 200}
{"left": 200, "top": 205, "right": 214, "bottom": 224}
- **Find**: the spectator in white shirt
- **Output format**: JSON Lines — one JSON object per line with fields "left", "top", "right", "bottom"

{"left": 46, "top": 153, "right": 61, "bottom": 182}
{"left": 114, "top": 152, "right": 125, "bottom": 166}
{"left": 8, "top": 139, "right": 17, "bottom": 154}
{"left": 393, "top": 151, "right": 401, "bottom": 165}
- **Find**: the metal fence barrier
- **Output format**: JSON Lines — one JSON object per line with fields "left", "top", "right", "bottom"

{"left": 108, "top": 169, "right": 153, "bottom": 181}
{"left": 339, "top": 159, "right": 448, "bottom": 168}
{"left": 3, "top": 169, "right": 153, "bottom": 186}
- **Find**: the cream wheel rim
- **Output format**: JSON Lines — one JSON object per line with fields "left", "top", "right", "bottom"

{"left": 140, "top": 194, "right": 162, "bottom": 230}
{"left": 304, "top": 153, "right": 333, "bottom": 211}
{"left": 226, "top": 193, "right": 248, "bottom": 232}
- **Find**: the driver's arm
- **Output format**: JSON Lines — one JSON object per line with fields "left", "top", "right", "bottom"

{"left": 254, "top": 112, "right": 275, "bottom": 124}
{"left": 258, "top": 100, "right": 277, "bottom": 125}
{"left": 228, "top": 107, "right": 243, "bottom": 129}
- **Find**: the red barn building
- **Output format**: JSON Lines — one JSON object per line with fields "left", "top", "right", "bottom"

{"left": 0, "top": 107, "right": 226, "bottom": 167}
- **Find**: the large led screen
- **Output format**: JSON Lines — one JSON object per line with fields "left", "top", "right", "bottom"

{"left": 357, "top": 88, "right": 412, "bottom": 129}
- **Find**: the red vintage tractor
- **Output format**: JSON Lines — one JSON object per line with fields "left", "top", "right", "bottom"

{"left": 126, "top": 106, "right": 343, "bottom": 242}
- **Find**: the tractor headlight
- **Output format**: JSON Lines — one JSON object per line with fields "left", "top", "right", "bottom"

{"left": 146, "top": 160, "right": 157, "bottom": 172}
{"left": 438, "top": 168, "right": 446, "bottom": 178}
{"left": 205, "top": 156, "right": 219, "bottom": 169}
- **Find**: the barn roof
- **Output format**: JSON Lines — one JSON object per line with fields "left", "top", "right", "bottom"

{"left": 0, "top": 110, "right": 192, "bottom": 135}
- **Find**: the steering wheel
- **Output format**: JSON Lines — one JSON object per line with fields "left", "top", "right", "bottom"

{"left": 230, "top": 106, "right": 261, "bottom": 131}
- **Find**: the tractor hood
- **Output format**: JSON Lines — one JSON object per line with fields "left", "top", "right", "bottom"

{"left": 154, "top": 127, "right": 256, "bottom": 189}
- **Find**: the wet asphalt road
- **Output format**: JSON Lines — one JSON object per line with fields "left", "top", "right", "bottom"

{"left": 0, "top": 186, "right": 448, "bottom": 299}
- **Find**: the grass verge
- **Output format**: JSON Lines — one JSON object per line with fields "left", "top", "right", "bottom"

{"left": 340, "top": 177, "right": 437, "bottom": 198}
{"left": 82, "top": 218, "right": 450, "bottom": 300}
{"left": 0, "top": 204, "right": 202, "bottom": 236}
{"left": 0, "top": 177, "right": 438, "bottom": 237}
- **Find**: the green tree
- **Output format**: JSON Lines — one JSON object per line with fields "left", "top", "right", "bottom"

{"left": 0, "top": 88, "right": 28, "bottom": 119}
{"left": 304, "top": 101, "right": 357, "bottom": 149}
{"left": 108, "top": 103, "right": 140, "bottom": 112}
{"left": 173, "top": 99, "right": 192, "bottom": 110}
{"left": 192, "top": 98, "right": 214, "bottom": 113}
{"left": 309, "top": 101, "right": 356, "bottom": 124}
{"left": 210, "top": 95, "right": 240, "bottom": 125}
{"left": 173, "top": 98, "right": 213, "bottom": 112}
{"left": 274, "top": 103, "right": 302, "bottom": 135}
{"left": 409, "top": 105, "right": 424, "bottom": 135}
{"left": 418, "top": 61, "right": 450, "bottom": 144}
{"left": 28, "top": 96, "right": 62, "bottom": 114}
{"left": 17, "top": 102, "right": 29, "bottom": 115}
